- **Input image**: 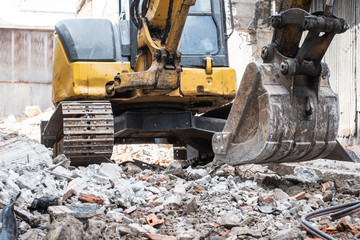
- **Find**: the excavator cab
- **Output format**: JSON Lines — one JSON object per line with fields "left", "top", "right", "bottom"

{"left": 125, "top": 0, "right": 231, "bottom": 68}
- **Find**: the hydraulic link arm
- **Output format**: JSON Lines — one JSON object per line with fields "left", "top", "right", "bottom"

{"left": 212, "top": 0, "right": 352, "bottom": 166}
{"left": 106, "top": 0, "right": 196, "bottom": 95}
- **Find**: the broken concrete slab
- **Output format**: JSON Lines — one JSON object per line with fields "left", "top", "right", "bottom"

{"left": 47, "top": 204, "right": 104, "bottom": 219}
{"left": 98, "top": 162, "right": 123, "bottom": 180}
{"left": 46, "top": 215, "right": 84, "bottom": 240}
{"left": 0, "top": 131, "right": 52, "bottom": 167}
{"left": 165, "top": 161, "right": 185, "bottom": 178}
{"left": 84, "top": 218, "right": 107, "bottom": 240}
{"left": 16, "top": 174, "right": 42, "bottom": 190}
{"left": 52, "top": 154, "right": 71, "bottom": 169}
{"left": 284, "top": 166, "right": 319, "bottom": 183}
{"left": 18, "top": 229, "right": 41, "bottom": 240}
{"left": 128, "top": 223, "right": 147, "bottom": 234}
{"left": 270, "top": 228, "right": 304, "bottom": 240}
{"left": 142, "top": 233, "right": 177, "bottom": 240}
{"left": 216, "top": 211, "right": 242, "bottom": 228}
{"left": 106, "top": 209, "right": 126, "bottom": 222}
{"left": 230, "top": 226, "right": 262, "bottom": 238}
{"left": 66, "top": 177, "right": 88, "bottom": 192}
{"left": 187, "top": 167, "right": 207, "bottom": 180}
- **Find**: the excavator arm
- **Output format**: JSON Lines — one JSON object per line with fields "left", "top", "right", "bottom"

{"left": 106, "top": 0, "right": 196, "bottom": 95}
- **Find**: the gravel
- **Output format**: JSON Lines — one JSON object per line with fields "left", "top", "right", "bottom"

{"left": 0, "top": 128, "right": 360, "bottom": 239}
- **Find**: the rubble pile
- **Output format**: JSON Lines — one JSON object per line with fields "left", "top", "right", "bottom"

{"left": 0, "top": 107, "right": 53, "bottom": 142}
{"left": 1, "top": 131, "right": 360, "bottom": 239}
{"left": 112, "top": 144, "right": 174, "bottom": 166}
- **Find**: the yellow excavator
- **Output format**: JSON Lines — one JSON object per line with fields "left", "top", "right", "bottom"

{"left": 42, "top": 0, "right": 353, "bottom": 166}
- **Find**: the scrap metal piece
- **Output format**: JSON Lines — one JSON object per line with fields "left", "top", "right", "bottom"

{"left": 29, "top": 196, "right": 61, "bottom": 214}
{"left": 0, "top": 204, "right": 17, "bottom": 240}
{"left": 0, "top": 194, "right": 20, "bottom": 240}
{"left": 212, "top": 0, "right": 349, "bottom": 165}
{"left": 130, "top": 159, "right": 165, "bottom": 171}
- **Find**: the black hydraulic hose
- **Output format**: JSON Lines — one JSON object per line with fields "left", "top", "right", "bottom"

{"left": 130, "top": 0, "right": 142, "bottom": 29}
{"left": 300, "top": 201, "right": 360, "bottom": 240}
{"left": 141, "top": 0, "right": 149, "bottom": 18}
{"left": 226, "top": 0, "right": 235, "bottom": 40}
{"left": 330, "top": 202, "right": 360, "bottom": 220}
{"left": 161, "top": 0, "right": 174, "bottom": 45}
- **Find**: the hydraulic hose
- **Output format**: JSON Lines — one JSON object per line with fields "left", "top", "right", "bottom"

{"left": 301, "top": 200, "right": 360, "bottom": 240}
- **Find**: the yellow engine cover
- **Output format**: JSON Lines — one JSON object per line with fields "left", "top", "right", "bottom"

{"left": 52, "top": 36, "right": 237, "bottom": 112}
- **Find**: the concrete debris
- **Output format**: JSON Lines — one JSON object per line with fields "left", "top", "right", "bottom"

{"left": 284, "top": 166, "right": 320, "bottom": 183}
{"left": 187, "top": 167, "right": 207, "bottom": 180}
{"left": 84, "top": 218, "right": 107, "bottom": 239}
{"left": 24, "top": 106, "right": 42, "bottom": 118}
{"left": 142, "top": 233, "right": 177, "bottom": 240}
{"left": 165, "top": 161, "right": 186, "bottom": 178}
{"left": 0, "top": 127, "right": 360, "bottom": 239}
{"left": 184, "top": 197, "right": 198, "bottom": 213}
{"left": 0, "top": 108, "right": 54, "bottom": 142}
{"left": 98, "top": 162, "right": 123, "bottom": 180}
{"left": 270, "top": 228, "right": 304, "bottom": 240}
{"left": 47, "top": 204, "right": 105, "bottom": 219}
{"left": 46, "top": 215, "right": 84, "bottom": 240}
{"left": 273, "top": 188, "right": 289, "bottom": 201}
{"left": 0, "top": 131, "right": 52, "bottom": 168}
{"left": 230, "top": 226, "right": 262, "bottom": 238}
{"left": 344, "top": 145, "right": 360, "bottom": 163}
{"left": 62, "top": 189, "right": 77, "bottom": 202}
{"left": 18, "top": 229, "right": 42, "bottom": 240}
{"left": 145, "top": 213, "right": 164, "bottom": 226}
{"left": 52, "top": 154, "right": 71, "bottom": 169}
{"left": 112, "top": 143, "right": 173, "bottom": 166}
{"left": 216, "top": 211, "right": 242, "bottom": 228}
{"left": 323, "top": 190, "right": 334, "bottom": 202}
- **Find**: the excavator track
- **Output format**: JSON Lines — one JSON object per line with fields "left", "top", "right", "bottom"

{"left": 43, "top": 101, "right": 114, "bottom": 166}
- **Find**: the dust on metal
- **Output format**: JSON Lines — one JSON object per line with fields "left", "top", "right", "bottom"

{"left": 43, "top": 101, "right": 114, "bottom": 166}
{"left": 212, "top": 0, "right": 349, "bottom": 165}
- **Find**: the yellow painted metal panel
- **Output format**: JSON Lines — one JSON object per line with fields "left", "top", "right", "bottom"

{"left": 180, "top": 67, "right": 236, "bottom": 97}
{"left": 52, "top": 37, "right": 133, "bottom": 105}
{"left": 52, "top": 37, "right": 236, "bottom": 113}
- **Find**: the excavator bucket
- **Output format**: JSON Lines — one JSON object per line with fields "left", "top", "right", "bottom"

{"left": 212, "top": 0, "right": 351, "bottom": 165}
